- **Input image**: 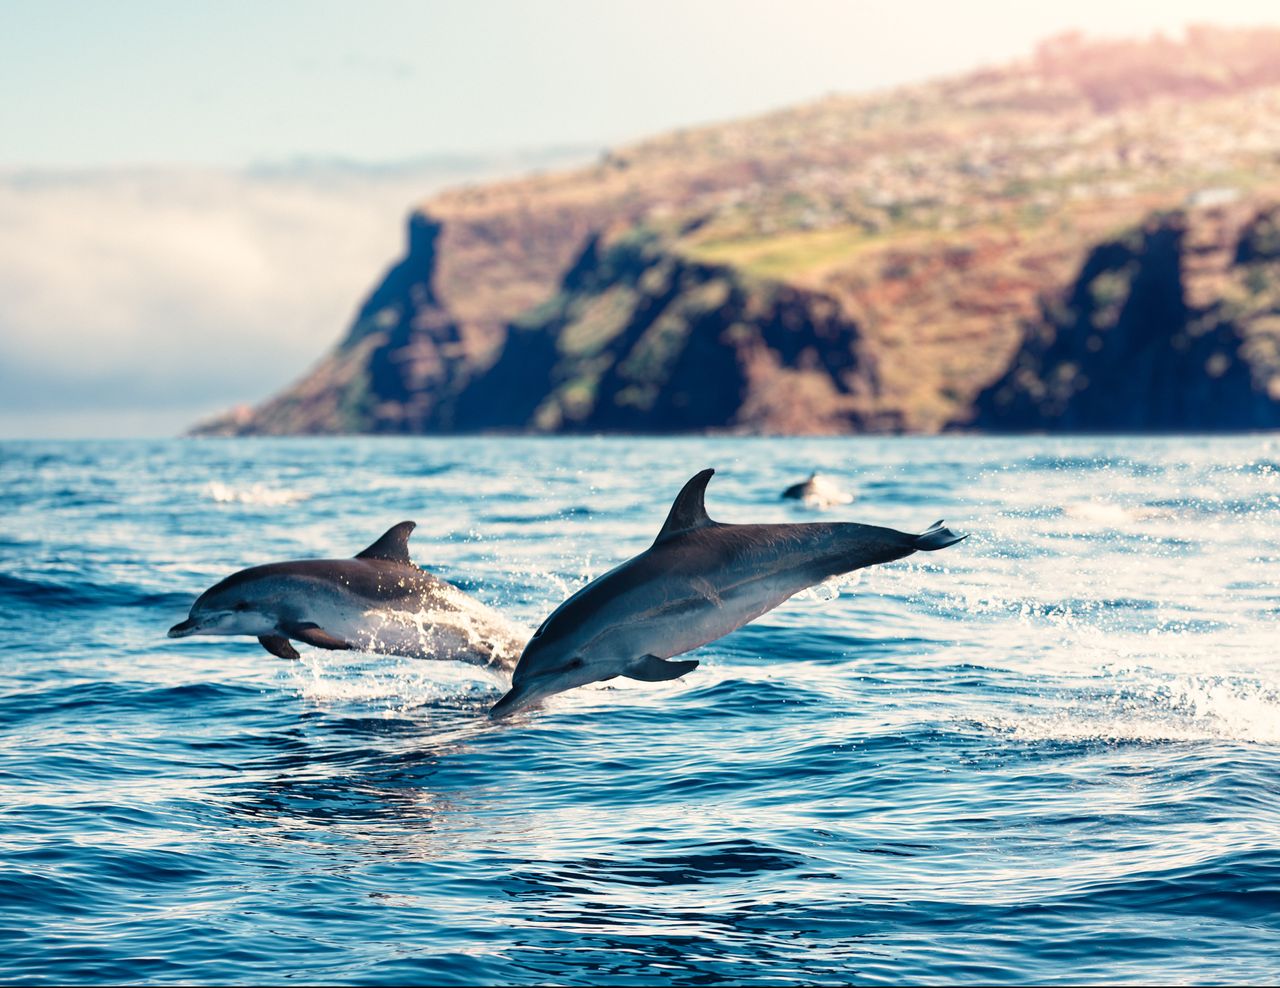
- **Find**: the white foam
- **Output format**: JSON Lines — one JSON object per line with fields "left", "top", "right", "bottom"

{"left": 206, "top": 481, "right": 307, "bottom": 506}
{"left": 976, "top": 670, "right": 1280, "bottom": 745}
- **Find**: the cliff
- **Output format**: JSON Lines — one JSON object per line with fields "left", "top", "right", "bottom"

{"left": 194, "top": 26, "right": 1280, "bottom": 436}
{"left": 465, "top": 233, "right": 889, "bottom": 433}
{"left": 970, "top": 204, "right": 1280, "bottom": 430}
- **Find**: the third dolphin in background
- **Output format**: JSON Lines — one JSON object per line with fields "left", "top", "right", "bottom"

{"left": 782, "top": 471, "right": 854, "bottom": 509}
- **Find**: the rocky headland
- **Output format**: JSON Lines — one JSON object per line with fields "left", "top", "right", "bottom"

{"left": 195, "top": 26, "right": 1280, "bottom": 435}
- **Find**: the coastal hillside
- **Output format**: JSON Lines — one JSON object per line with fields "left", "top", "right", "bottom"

{"left": 195, "top": 26, "right": 1280, "bottom": 435}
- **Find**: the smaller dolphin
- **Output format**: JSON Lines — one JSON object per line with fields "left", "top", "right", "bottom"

{"left": 491, "top": 469, "right": 965, "bottom": 718}
{"left": 169, "top": 522, "right": 524, "bottom": 669}
{"left": 782, "top": 471, "right": 853, "bottom": 508}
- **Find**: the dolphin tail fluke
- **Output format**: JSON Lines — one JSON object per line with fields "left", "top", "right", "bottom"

{"left": 915, "top": 520, "right": 967, "bottom": 551}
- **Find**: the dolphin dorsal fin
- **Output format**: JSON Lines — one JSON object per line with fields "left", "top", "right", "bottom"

{"left": 355, "top": 521, "right": 416, "bottom": 563}
{"left": 654, "top": 469, "right": 716, "bottom": 545}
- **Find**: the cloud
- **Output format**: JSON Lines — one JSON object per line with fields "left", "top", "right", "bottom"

{"left": 0, "top": 151, "right": 590, "bottom": 437}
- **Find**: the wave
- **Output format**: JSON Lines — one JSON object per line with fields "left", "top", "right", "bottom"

{"left": 978, "top": 673, "right": 1280, "bottom": 744}
{"left": 1051, "top": 846, "right": 1280, "bottom": 921}
{"left": 511, "top": 838, "right": 810, "bottom": 890}
{"left": 0, "top": 680, "right": 261, "bottom": 722}
{"left": 0, "top": 573, "right": 189, "bottom": 611}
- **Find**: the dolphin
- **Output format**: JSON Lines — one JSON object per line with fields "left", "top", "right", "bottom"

{"left": 168, "top": 521, "right": 524, "bottom": 670}
{"left": 782, "top": 471, "right": 853, "bottom": 508}
{"left": 490, "top": 469, "right": 965, "bottom": 718}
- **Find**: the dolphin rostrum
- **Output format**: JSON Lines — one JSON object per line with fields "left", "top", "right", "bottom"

{"left": 169, "top": 521, "right": 524, "bottom": 670}
{"left": 490, "top": 469, "right": 966, "bottom": 718}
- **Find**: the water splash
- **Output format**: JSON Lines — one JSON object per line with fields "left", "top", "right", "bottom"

{"left": 289, "top": 651, "right": 501, "bottom": 714}
{"left": 354, "top": 587, "right": 528, "bottom": 670}
{"left": 980, "top": 672, "right": 1280, "bottom": 744}
{"left": 795, "top": 569, "right": 864, "bottom": 601}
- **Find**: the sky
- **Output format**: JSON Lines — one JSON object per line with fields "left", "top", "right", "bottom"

{"left": 3, "top": 0, "right": 1280, "bottom": 436}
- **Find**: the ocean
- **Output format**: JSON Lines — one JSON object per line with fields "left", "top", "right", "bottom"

{"left": 1, "top": 436, "right": 1277, "bottom": 984}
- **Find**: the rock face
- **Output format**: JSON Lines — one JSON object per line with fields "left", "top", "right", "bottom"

{"left": 969, "top": 206, "right": 1280, "bottom": 430}
{"left": 193, "top": 27, "right": 1280, "bottom": 436}
{"left": 453, "top": 234, "right": 881, "bottom": 434}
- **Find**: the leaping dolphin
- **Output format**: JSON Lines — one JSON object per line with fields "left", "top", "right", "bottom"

{"left": 490, "top": 469, "right": 966, "bottom": 718}
{"left": 168, "top": 521, "right": 524, "bottom": 670}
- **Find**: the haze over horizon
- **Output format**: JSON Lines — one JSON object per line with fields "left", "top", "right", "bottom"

{"left": 4, "top": 0, "right": 1280, "bottom": 437}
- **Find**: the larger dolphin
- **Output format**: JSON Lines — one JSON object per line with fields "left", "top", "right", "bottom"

{"left": 490, "top": 469, "right": 966, "bottom": 717}
{"left": 169, "top": 521, "right": 524, "bottom": 670}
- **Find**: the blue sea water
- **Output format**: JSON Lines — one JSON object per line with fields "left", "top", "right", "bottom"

{"left": 1, "top": 436, "right": 1278, "bottom": 985}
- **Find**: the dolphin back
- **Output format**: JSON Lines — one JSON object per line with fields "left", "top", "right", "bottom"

{"left": 914, "top": 520, "right": 968, "bottom": 551}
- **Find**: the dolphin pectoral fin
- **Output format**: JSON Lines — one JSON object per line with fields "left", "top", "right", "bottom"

{"left": 623, "top": 655, "right": 700, "bottom": 682}
{"left": 285, "top": 623, "right": 353, "bottom": 651}
{"left": 258, "top": 635, "right": 300, "bottom": 660}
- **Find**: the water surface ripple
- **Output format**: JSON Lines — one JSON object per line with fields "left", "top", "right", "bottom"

{"left": 1, "top": 437, "right": 1277, "bottom": 984}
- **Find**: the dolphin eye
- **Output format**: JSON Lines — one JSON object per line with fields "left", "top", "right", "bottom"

{"left": 567, "top": 657, "right": 585, "bottom": 670}
{"left": 233, "top": 601, "right": 251, "bottom": 612}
